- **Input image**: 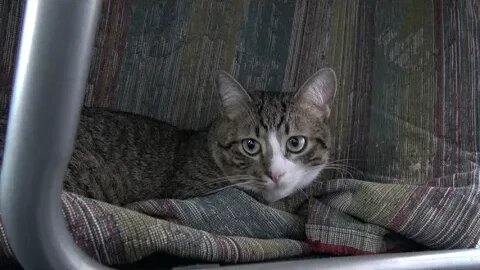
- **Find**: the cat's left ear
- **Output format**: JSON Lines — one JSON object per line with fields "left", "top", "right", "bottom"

{"left": 215, "top": 70, "right": 252, "bottom": 120}
{"left": 294, "top": 67, "right": 337, "bottom": 118}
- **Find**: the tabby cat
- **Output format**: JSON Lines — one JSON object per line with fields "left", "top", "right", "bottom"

{"left": 0, "top": 68, "right": 337, "bottom": 205}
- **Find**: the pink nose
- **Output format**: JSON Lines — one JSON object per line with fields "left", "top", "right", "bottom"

{"left": 268, "top": 171, "right": 285, "bottom": 183}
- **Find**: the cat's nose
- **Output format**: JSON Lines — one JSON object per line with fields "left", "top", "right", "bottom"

{"left": 267, "top": 171, "right": 285, "bottom": 183}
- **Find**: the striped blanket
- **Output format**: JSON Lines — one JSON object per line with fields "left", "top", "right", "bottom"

{"left": 1, "top": 175, "right": 479, "bottom": 267}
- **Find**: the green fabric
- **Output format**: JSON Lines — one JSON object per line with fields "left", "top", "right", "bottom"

{"left": 1, "top": 178, "right": 479, "bottom": 267}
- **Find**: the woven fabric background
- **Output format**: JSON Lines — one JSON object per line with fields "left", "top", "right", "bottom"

{"left": 1, "top": 0, "right": 478, "bottom": 185}
{"left": 0, "top": 180, "right": 478, "bottom": 267}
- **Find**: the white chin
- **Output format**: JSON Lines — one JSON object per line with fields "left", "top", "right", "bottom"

{"left": 261, "top": 185, "right": 296, "bottom": 202}
{"left": 262, "top": 191, "right": 283, "bottom": 203}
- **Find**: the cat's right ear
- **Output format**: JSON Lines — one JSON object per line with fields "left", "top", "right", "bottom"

{"left": 215, "top": 70, "right": 252, "bottom": 120}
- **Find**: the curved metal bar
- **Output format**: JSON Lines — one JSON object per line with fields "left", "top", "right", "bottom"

{"left": 0, "top": 0, "right": 109, "bottom": 269}
{"left": 217, "top": 249, "right": 480, "bottom": 270}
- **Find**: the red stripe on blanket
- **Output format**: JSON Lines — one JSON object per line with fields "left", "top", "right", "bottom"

{"left": 307, "top": 241, "right": 376, "bottom": 256}
{"left": 387, "top": 186, "right": 426, "bottom": 231}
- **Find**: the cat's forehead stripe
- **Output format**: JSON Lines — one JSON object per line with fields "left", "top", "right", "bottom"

{"left": 255, "top": 93, "right": 290, "bottom": 132}
{"left": 285, "top": 123, "right": 290, "bottom": 135}
{"left": 257, "top": 98, "right": 269, "bottom": 131}
{"left": 275, "top": 100, "right": 288, "bottom": 130}
{"left": 255, "top": 126, "right": 260, "bottom": 137}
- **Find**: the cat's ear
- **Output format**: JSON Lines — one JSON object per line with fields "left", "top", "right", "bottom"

{"left": 215, "top": 70, "right": 252, "bottom": 120}
{"left": 294, "top": 67, "right": 337, "bottom": 118}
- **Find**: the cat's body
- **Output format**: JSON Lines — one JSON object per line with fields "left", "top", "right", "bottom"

{"left": 0, "top": 108, "right": 222, "bottom": 205}
{"left": 65, "top": 109, "right": 223, "bottom": 204}
{"left": 0, "top": 68, "right": 337, "bottom": 205}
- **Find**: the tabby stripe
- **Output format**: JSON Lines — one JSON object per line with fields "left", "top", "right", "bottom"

{"left": 276, "top": 115, "right": 285, "bottom": 130}
{"left": 260, "top": 116, "right": 269, "bottom": 131}
{"left": 308, "top": 161, "right": 324, "bottom": 166}
{"left": 218, "top": 141, "right": 237, "bottom": 150}
{"left": 315, "top": 137, "right": 328, "bottom": 149}
{"left": 256, "top": 93, "right": 265, "bottom": 114}
{"left": 300, "top": 144, "right": 326, "bottom": 165}
{"left": 257, "top": 94, "right": 269, "bottom": 130}
{"left": 276, "top": 100, "right": 288, "bottom": 130}
{"left": 232, "top": 158, "right": 246, "bottom": 166}
{"left": 307, "top": 154, "right": 325, "bottom": 165}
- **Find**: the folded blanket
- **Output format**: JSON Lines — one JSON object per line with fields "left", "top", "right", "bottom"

{"left": 1, "top": 175, "right": 479, "bottom": 267}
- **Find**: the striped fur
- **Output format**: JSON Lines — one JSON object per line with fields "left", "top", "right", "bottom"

{"left": 0, "top": 70, "right": 336, "bottom": 204}
{"left": 211, "top": 68, "right": 337, "bottom": 201}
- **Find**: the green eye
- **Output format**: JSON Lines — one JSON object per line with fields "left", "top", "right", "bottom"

{"left": 242, "top": 138, "right": 261, "bottom": 155}
{"left": 286, "top": 136, "right": 306, "bottom": 153}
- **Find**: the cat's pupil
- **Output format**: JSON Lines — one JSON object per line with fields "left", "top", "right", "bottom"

{"left": 241, "top": 138, "right": 261, "bottom": 155}
{"left": 247, "top": 139, "right": 256, "bottom": 149}
{"left": 290, "top": 138, "right": 299, "bottom": 147}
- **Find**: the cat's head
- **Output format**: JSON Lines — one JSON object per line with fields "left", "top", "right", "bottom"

{"left": 209, "top": 68, "right": 337, "bottom": 202}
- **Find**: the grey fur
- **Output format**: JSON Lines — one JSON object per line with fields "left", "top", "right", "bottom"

{"left": 0, "top": 109, "right": 222, "bottom": 205}
{"left": 0, "top": 68, "right": 336, "bottom": 205}
{"left": 210, "top": 68, "right": 336, "bottom": 201}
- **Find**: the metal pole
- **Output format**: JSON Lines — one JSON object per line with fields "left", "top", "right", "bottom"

{"left": 0, "top": 0, "right": 109, "bottom": 269}
{"left": 216, "top": 248, "right": 480, "bottom": 270}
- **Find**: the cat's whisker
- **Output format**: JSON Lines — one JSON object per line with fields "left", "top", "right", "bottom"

{"left": 327, "top": 158, "right": 359, "bottom": 163}
{"left": 303, "top": 163, "right": 362, "bottom": 180}
{"left": 324, "top": 160, "right": 365, "bottom": 178}
{"left": 207, "top": 177, "right": 253, "bottom": 183}
{"left": 194, "top": 174, "right": 268, "bottom": 194}
{"left": 327, "top": 162, "right": 359, "bottom": 170}
{"left": 331, "top": 168, "right": 359, "bottom": 179}
{"left": 326, "top": 161, "right": 362, "bottom": 169}
{"left": 204, "top": 179, "right": 256, "bottom": 187}
{"left": 204, "top": 175, "right": 260, "bottom": 183}
{"left": 221, "top": 176, "right": 266, "bottom": 183}
{"left": 204, "top": 180, "right": 256, "bottom": 195}
{"left": 186, "top": 177, "right": 255, "bottom": 192}
{"left": 330, "top": 164, "right": 361, "bottom": 172}
{"left": 323, "top": 165, "right": 354, "bottom": 171}
{"left": 324, "top": 166, "right": 355, "bottom": 178}
{"left": 250, "top": 181, "right": 268, "bottom": 187}
{"left": 326, "top": 162, "right": 365, "bottom": 175}
{"left": 323, "top": 164, "right": 351, "bottom": 173}
{"left": 199, "top": 175, "right": 252, "bottom": 182}
{"left": 331, "top": 165, "right": 364, "bottom": 178}
{"left": 327, "top": 158, "right": 361, "bottom": 164}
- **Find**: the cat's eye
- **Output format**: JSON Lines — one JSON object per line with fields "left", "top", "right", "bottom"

{"left": 242, "top": 138, "right": 261, "bottom": 155}
{"left": 286, "top": 136, "right": 306, "bottom": 153}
